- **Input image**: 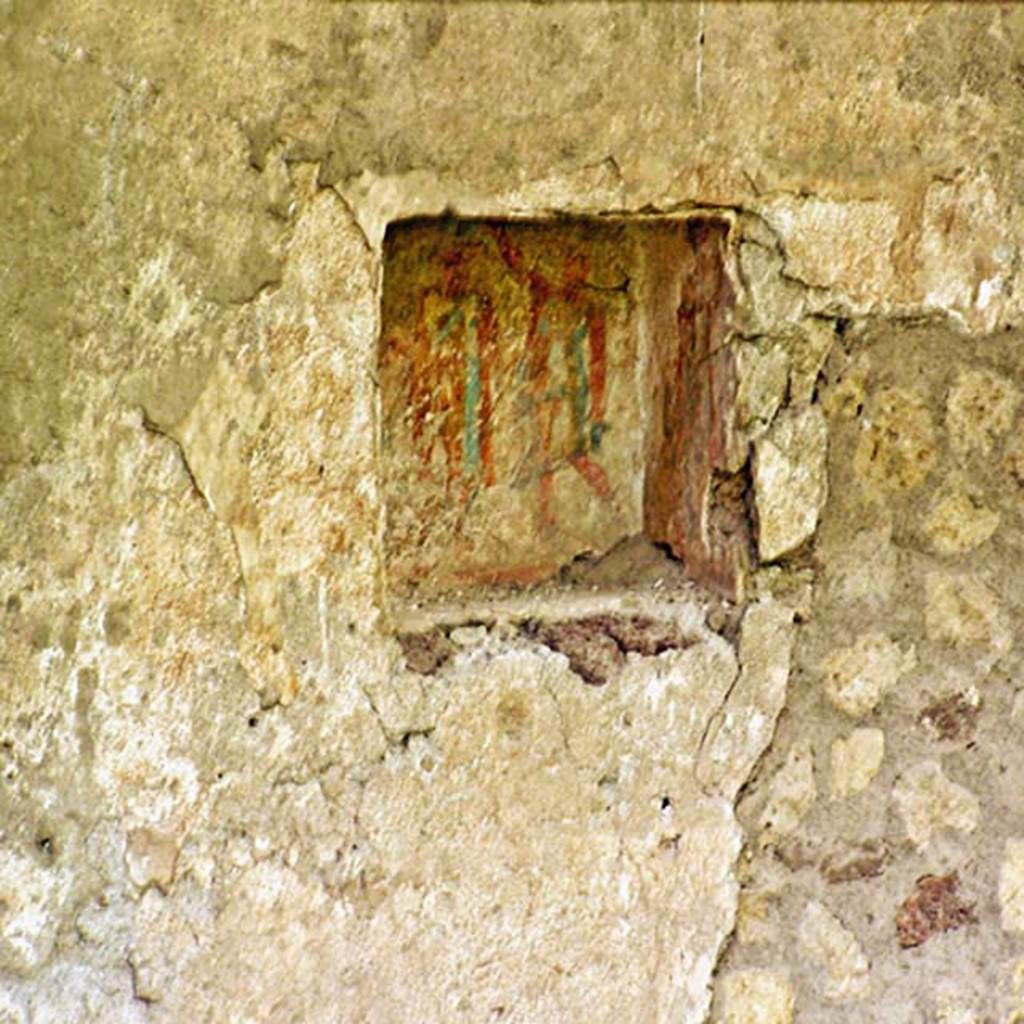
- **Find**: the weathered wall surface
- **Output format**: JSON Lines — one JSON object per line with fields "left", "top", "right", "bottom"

{"left": 4, "top": 3, "right": 1024, "bottom": 1021}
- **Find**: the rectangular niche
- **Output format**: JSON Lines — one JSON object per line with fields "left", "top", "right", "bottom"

{"left": 379, "top": 215, "right": 747, "bottom": 603}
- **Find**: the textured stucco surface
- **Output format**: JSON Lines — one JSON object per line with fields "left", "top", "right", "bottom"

{"left": 5, "top": 3, "right": 1024, "bottom": 1021}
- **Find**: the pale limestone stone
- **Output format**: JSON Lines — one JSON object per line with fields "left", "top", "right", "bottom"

{"left": 925, "top": 483, "right": 1000, "bottom": 555}
{"left": 759, "top": 741, "right": 817, "bottom": 841}
{"left": 736, "top": 342, "right": 789, "bottom": 439}
{"left": 854, "top": 388, "right": 937, "bottom": 492}
{"left": 947, "top": 366, "right": 1021, "bottom": 459}
{"left": 919, "top": 173, "right": 1022, "bottom": 332}
{"left": 924, "top": 573, "right": 1012, "bottom": 655}
{"left": 1000, "top": 839, "right": 1024, "bottom": 933}
{"left": 821, "top": 633, "right": 917, "bottom": 718}
{"left": 892, "top": 761, "right": 979, "bottom": 848}
{"left": 757, "top": 195, "right": 898, "bottom": 307}
{"left": 125, "top": 827, "right": 178, "bottom": 893}
{"left": 798, "top": 900, "right": 870, "bottom": 1002}
{"left": 720, "top": 968, "right": 794, "bottom": 1024}
{"left": 736, "top": 240, "right": 807, "bottom": 335}
{"left": 830, "top": 728, "right": 885, "bottom": 799}
{"left": 754, "top": 406, "right": 828, "bottom": 562}
{"left": 788, "top": 318, "right": 836, "bottom": 406}
{"left": 698, "top": 598, "right": 796, "bottom": 799}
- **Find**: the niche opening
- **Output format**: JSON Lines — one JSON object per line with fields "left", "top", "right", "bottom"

{"left": 379, "top": 216, "right": 747, "bottom": 604}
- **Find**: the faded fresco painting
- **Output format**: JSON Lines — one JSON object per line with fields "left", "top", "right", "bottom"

{"left": 380, "top": 219, "right": 645, "bottom": 597}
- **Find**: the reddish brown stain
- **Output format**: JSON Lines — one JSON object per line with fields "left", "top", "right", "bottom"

{"left": 895, "top": 873, "right": 976, "bottom": 948}
{"left": 644, "top": 219, "right": 746, "bottom": 598}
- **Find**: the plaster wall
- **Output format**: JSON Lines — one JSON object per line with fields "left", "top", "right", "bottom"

{"left": 4, "top": 3, "right": 1024, "bottom": 1021}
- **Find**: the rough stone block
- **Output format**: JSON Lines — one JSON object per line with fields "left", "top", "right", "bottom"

{"left": 892, "top": 761, "right": 979, "bottom": 848}
{"left": 830, "top": 728, "right": 885, "bottom": 799}
{"left": 753, "top": 405, "right": 828, "bottom": 561}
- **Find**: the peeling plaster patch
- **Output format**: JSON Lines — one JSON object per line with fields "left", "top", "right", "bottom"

{"left": 698, "top": 597, "right": 795, "bottom": 800}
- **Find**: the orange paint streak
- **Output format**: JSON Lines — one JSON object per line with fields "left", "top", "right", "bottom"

{"left": 453, "top": 562, "right": 558, "bottom": 587}
{"left": 568, "top": 453, "right": 613, "bottom": 499}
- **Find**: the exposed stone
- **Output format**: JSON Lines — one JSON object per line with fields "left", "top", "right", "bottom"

{"left": 735, "top": 341, "right": 789, "bottom": 438}
{"left": 736, "top": 240, "right": 806, "bottom": 336}
{"left": 854, "top": 388, "right": 937, "bottom": 492}
{"left": 821, "top": 633, "right": 917, "bottom": 718}
{"left": 798, "top": 900, "right": 870, "bottom": 1002}
{"left": 924, "top": 573, "right": 1012, "bottom": 655}
{"left": 830, "top": 728, "right": 884, "bottom": 799}
{"left": 759, "top": 741, "right": 817, "bottom": 842}
{"left": 719, "top": 968, "right": 794, "bottom": 1024}
{"left": 698, "top": 598, "right": 796, "bottom": 799}
{"left": 787, "top": 319, "right": 836, "bottom": 406}
{"left": 946, "top": 367, "right": 1021, "bottom": 458}
{"left": 895, "top": 872, "right": 976, "bottom": 948}
{"left": 757, "top": 195, "right": 898, "bottom": 307}
{"left": 999, "top": 839, "right": 1024, "bottom": 933}
{"left": 822, "top": 350, "right": 871, "bottom": 421}
{"left": 925, "top": 482, "right": 1000, "bottom": 555}
{"left": 892, "top": 761, "right": 979, "bottom": 848}
{"left": 753, "top": 405, "right": 828, "bottom": 561}
{"left": 919, "top": 174, "right": 1022, "bottom": 332}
